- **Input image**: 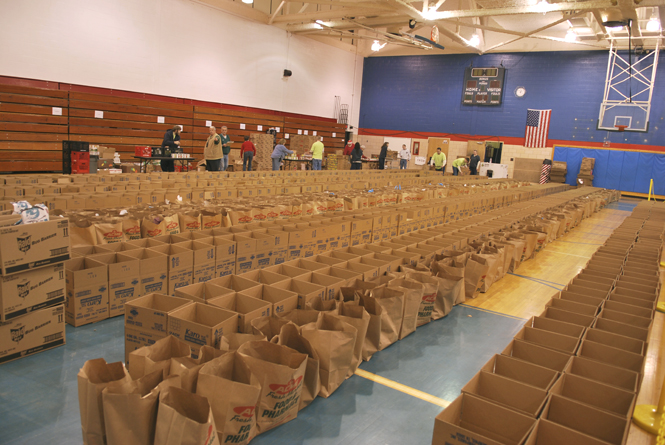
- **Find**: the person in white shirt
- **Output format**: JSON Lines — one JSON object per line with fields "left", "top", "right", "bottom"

{"left": 398, "top": 144, "right": 411, "bottom": 169}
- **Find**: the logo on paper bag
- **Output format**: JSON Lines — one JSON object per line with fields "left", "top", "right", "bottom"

{"left": 186, "top": 222, "right": 200, "bottom": 230}
{"left": 17, "top": 282, "right": 30, "bottom": 299}
{"left": 253, "top": 213, "right": 267, "bottom": 221}
{"left": 267, "top": 211, "right": 278, "bottom": 219}
{"left": 268, "top": 376, "right": 303, "bottom": 396}
{"left": 17, "top": 235, "right": 31, "bottom": 253}
{"left": 230, "top": 406, "right": 256, "bottom": 423}
{"left": 147, "top": 228, "right": 162, "bottom": 237}
{"left": 125, "top": 226, "right": 140, "bottom": 236}
{"left": 11, "top": 325, "right": 25, "bottom": 343}
{"left": 166, "top": 221, "right": 178, "bottom": 230}
{"left": 203, "top": 221, "right": 219, "bottom": 229}
{"left": 103, "top": 230, "right": 123, "bottom": 241}
{"left": 238, "top": 216, "right": 253, "bottom": 224}
{"left": 422, "top": 292, "right": 436, "bottom": 304}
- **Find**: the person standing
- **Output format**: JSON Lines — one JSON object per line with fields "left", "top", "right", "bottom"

{"left": 240, "top": 136, "right": 256, "bottom": 171}
{"left": 203, "top": 126, "right": 222, "bottom": 171}
{"left": 431, "top": 147, "right": 447, "bottom": 174}
{"left": 160, "top": 125, "right": 181, "bottom": 173}
{"left": 220, "top": 126, "right": 231, "bottom": 171}
{"left": 452, "top": 157, "right": 466, "bottom": 176}
{"left": 378, "top": 142, "right": 388, "bottom": 170}
{"left": 270, "top": 138, "right": 293, "bottom": 171}
{"left": 398, "top": 144, "right": 411, "bottom": 169}
{"left": 350, "top": 143, "right": 363, "bottom": 170}
{"left": 343, "top": 140, "right": 354, "bottom": 156}
{"left": 310, "top": 136, "right": 324, "bottom": 171}
{"left": 469, "top": 149, "right": 481, "bottom": 175}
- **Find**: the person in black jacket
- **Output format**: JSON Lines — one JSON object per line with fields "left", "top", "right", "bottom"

{"left": 378, "top": 142, "right": 388, "bottom": 170}
{"left": 350, "top": 143, "right": 363, "bottom": 170}
{"left": 469, "top": 150, "right": 481, "bottom": 175}
{"left": 160, "top": 125, "right": 182, "bottom": 172}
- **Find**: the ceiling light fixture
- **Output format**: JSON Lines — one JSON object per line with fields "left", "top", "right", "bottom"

{"left": 534, "top": 0, "right": 550, "bottom": 14}
{"left": 313, "top": 20, "right": 324, "bottom": 29}
{"left": 371, "top": 40, "right": 387, "bottom": 51}
{"left": 646, "top": 15, "right": 661, "bottom": 32}
{"left": 242, "top": 0, "right": 253, "bottom": 4}
{"left": 564, "top": 28, "right": 578, "bottom": 42}
{"left": 424, "top": 6, "right": 439, "bottom": 20}
{"left": 469, "top": 34, "right": 480, "bottom": 47}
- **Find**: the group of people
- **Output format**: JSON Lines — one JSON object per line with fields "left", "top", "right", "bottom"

{"left": 161, "top": 126, "right": 481, "bottom": 174}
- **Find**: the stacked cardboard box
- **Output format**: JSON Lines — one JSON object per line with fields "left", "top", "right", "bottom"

{"left": 577, "top": 157, "right": 595, "bottom": 186}
{"left": 289, "top": 135, "right": 319, "bottom": 155}
{"left": 250, "top": 133, "right": 274, "bottom": 171}
{"left": 434, "top": 199, "right": 660, "bottom": 445}
{"left": 513, "top": 158, "right": 545, "bottom": 183}
{"left": 550, "top": 161, "right": 567, "bottom": 183}
{"left": 0, "top": 217, "right": 70, "bottom": 363}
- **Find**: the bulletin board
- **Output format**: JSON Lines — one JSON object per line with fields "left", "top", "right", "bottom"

{"left": 552, "top": 145, "right": 665, "bottom": 196}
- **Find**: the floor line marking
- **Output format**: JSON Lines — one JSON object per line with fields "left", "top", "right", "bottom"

{"left": 555, "top": 240, "right": 604, "bottom": 246}
{"left": 461, "top": 304, "right": 529, "bottom": 321}
{"left": 507, "top": 273, "right": 565, "bottom": 287}
{"left": 354, "top": 369, "right": 451, "bottom": 408}
{"left": 547, "top": 250, "right": 593, "bottom": 259}
{"left": 505, "top": 273, "right": 565, "bottom": 291}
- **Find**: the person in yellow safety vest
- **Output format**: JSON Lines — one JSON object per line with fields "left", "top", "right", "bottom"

{"left": 452, "top": 157, "right": 467, "bottom": 176}
{"left": 431, "top": 147, "right": 447, "bottom": 175}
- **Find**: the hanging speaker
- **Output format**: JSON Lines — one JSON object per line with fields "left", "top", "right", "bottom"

{"left": 283, "top": 69, "right": 292, "bottom": 77}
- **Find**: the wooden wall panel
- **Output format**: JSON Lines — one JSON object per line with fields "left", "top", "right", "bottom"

{"left": 0, "top": 85, "right": 69, "bottom": 172}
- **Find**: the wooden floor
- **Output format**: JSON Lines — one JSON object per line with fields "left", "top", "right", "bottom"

{"left": 465, "top": 199, "right": 665, "bottom": 445}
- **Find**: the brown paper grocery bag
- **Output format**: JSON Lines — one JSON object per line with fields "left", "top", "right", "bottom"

{"left": 431, "top": 271, "right": 464, "bottom": 318}
{"left": 279, "top": 309, "right": 321, "bottom": 327}
{"left": 78, "top": 358, "right": 132, "bottom": 445}
{"left": 196, "top": 352, "right": 261, "bottom": 445}
{"left": 179, "top": 211, "right": 201, "bottom": 232}
{"left": 102, "top": 370, "right": 180, "bottom": 445}
{"left": 141, "top": 216, "right": 166, "bottom": 238}
{"left": 357, "top": 294, "right": 382, "bottom": 360}
{"left": 336, "top": 301, "right": 370, "bottom": 374}
{"left": 275, "top": 323, "right": 321, "bottom": 410}
{"left": 163, "top": 214, "right": 181, "bottom": 236}
{"left": 250, "top": 316, "right": 293, "bottom": 342}
{"left": 476, "top": 248, "right": 500, "bottom": 293}
{"left": 71, "top": 218, "right": 98, "bottom": 247}
{"left": 464, "top": 255, "right": 490, "bottom": 299}
{"left": 388, "top": 278, "right": 422, "bottom": 339}
{"left": 431, "top": 258, "right": 466, "bottom": 305}
{"left": 154, "top": 386, "right": 220, "bottom": 445}
{"left": 237, "top": 341, "right": 307, "bottom": 433}
{"left": 128, "top": 335, "right": 191, "bottom": 380}
{"left": 305, "top": 297, "right": 337, "bottom": 312}
{"left": 95, "top": 221, "right": 124, "bottom": 244}
{"left": 122, "top": 217, "right": 142, "bottom": 241}
{"left": 301, "top": 313, "right": 357, "bottom": 398}
{"left": 201, "top": 211, "right": 223, "bottom": 230}
{"left": 225, "top": 332, "right": 267, "bottom": 351}
{"left": 370, "top": 287, "right": 405, "bottom": 350}
{"left": 406, "top": 272, "right": 439, "bottom": 326}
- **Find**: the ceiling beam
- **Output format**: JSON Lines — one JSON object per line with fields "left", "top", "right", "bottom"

{"left": 435, "top": 18, "right": 526, "bottom": 36}
{"left": 191, "top": 0, "right": 270, "bottom": 23}
{"left": 269, "top": 0, "right": 287, "bottom": 24}
{"left": 271, "top": 7, "right": 390, "bottom": 22}
{"left": 592, "top": 10, "right": 608, "bottom": 35}
{"left": 282, "top": 0, "right": 394, "bottom": 9}
{"left": 285, "top": 15, "right": 407, "bottom": 31}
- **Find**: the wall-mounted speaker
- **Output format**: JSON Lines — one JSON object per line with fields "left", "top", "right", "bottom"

{"left": 283, "top": 69, "right": 292, "bottom": 77}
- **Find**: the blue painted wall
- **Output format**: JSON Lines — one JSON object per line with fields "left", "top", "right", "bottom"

{"left": 359, "top": 51, "right": 665, "bottom": 147}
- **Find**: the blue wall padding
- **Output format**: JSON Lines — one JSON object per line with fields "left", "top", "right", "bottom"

{"left": 554, "top": 146, "right": 665, "bottom": 194}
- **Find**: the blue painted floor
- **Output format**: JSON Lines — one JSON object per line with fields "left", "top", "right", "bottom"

{"left": 0, "top": 305, "right": 525, "bottom": 445}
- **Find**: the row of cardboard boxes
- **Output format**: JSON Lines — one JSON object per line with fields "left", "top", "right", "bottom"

{"left": 0, "top": 186, "right": 557, "bottom": 324}
{"left": 432, "top": 202, "right": 663, "bottom": 445}
{"left": 0, "top": 186, "right": 607, "bottom": 366}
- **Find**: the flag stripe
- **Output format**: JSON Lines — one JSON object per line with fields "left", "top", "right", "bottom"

{"left": 524, "top": 109, "right": 551, "bottom": 148}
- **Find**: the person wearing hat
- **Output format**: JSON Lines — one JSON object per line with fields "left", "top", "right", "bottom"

{"left": 452, "top": 157, "right": 467, "bottom": 176}
{"left": 431, "top": 147, "right": 447, "bottom": 174}
{"left": 160, "top": 125, "right": 181, "bottom": 172}
{"left": 204, "top": 126, "right": 222, "bottom": 171}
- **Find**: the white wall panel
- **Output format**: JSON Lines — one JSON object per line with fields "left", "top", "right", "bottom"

{"left": 0, "top": 0, "right": 362, "bottom": 124}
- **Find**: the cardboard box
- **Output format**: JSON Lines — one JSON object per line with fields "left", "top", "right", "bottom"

{"left": 117, "top": 249, "right": 168, "bottom": 296}
{"left": 124, "top": 293, "right": 193, "bottom": 334}
{"left": 296, "top": 272, "right": 346, "bottom": 301}
{"left": 608, "top": 292, "right": 656, "bottom": 311}
{"left": 539, "top": 307, "right": 595, "bottom": 328}
{"left": 524, "top": 419, "right": 618, "bottom": 445}
{"left": 87, "top": 253, "right": 141, "bottom": 318}
{"left": 525, "top": 316, "right": 585, "bottom": 339}
{"left": 541, "top": 394, "right": 629, "bottom": 445}
{"left": 208, "top": 293, "right": 272, "bottom": 333}
{"left": 545, "top": 298, "right": 599, "bottom": 317}
{"left": 558, "top": 291, "right": 605, "bottom": 309}
{"left": 238, "top": 285, "right": 298, "bottom": 316}
{"left": 0, "top": 217, "right": 70, "bottom": 275}
{"left": 0, "top": 262, "right": 65, "bottom": 321}
{"left": 549, "top": 373, "right": 636, "bottom": 418}
{"left": 432, "top": 393, "right": 536, "bottom": 445}
{"left": 603, "top": 300, "right": 654, "bottom": 320}
{"left": 167, "top": 302, "right": 238, "bottom": 359}
{"left": 0, "top": 304, "right": 65, "bottom": 364}
{"left": 480, "top": 353, "right": 559, "bottom": 390}
{"left": 174, "top": 282, "right": 234, "bottom": 304}
{"left": 513, "top": 326, "right": 580, "bottom": 354}
{"left": 576, "top": 339, "right": 645, "bottom": 374}
{"left": 64, "top": 258, "right": 109, "bottom": 327}
{"left": 461, "top": 371, "right": 549, "bottom": 417}
{"left": 583, "top": 328, "right": 645, "bottom": 355}
{"left": 502, "top": 339, "right": 572, "bottom": 372}
{"left": 598, "top": 308, "right": 652, "bottom": 331}
{"left": 149, "top": 244, "right": 194, "bottom": 295}
{"left": 592, "top": 318, "right": 649, "bottom": 342}
{"left": 207, "top": 275, "right": 261, "bottom": 294}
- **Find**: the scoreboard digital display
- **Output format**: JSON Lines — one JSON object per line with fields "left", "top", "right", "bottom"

{"left": 462, "top": 67, "right": 506, "bottom": 106}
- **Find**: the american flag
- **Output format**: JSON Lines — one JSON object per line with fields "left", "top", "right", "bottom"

{"left": 524, "top": 109, "right": 551, "bottom": 148}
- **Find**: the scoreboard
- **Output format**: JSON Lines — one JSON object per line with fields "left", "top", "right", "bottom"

{"left": 462, "top": 67, "right": 506, "bottom": 106}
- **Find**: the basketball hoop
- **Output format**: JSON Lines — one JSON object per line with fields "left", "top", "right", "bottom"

{"left": 431, "top": 26, "right": 440, "bottom": 44}
{"left": 615, "top": 125, "right": 628, "bottom": 132}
